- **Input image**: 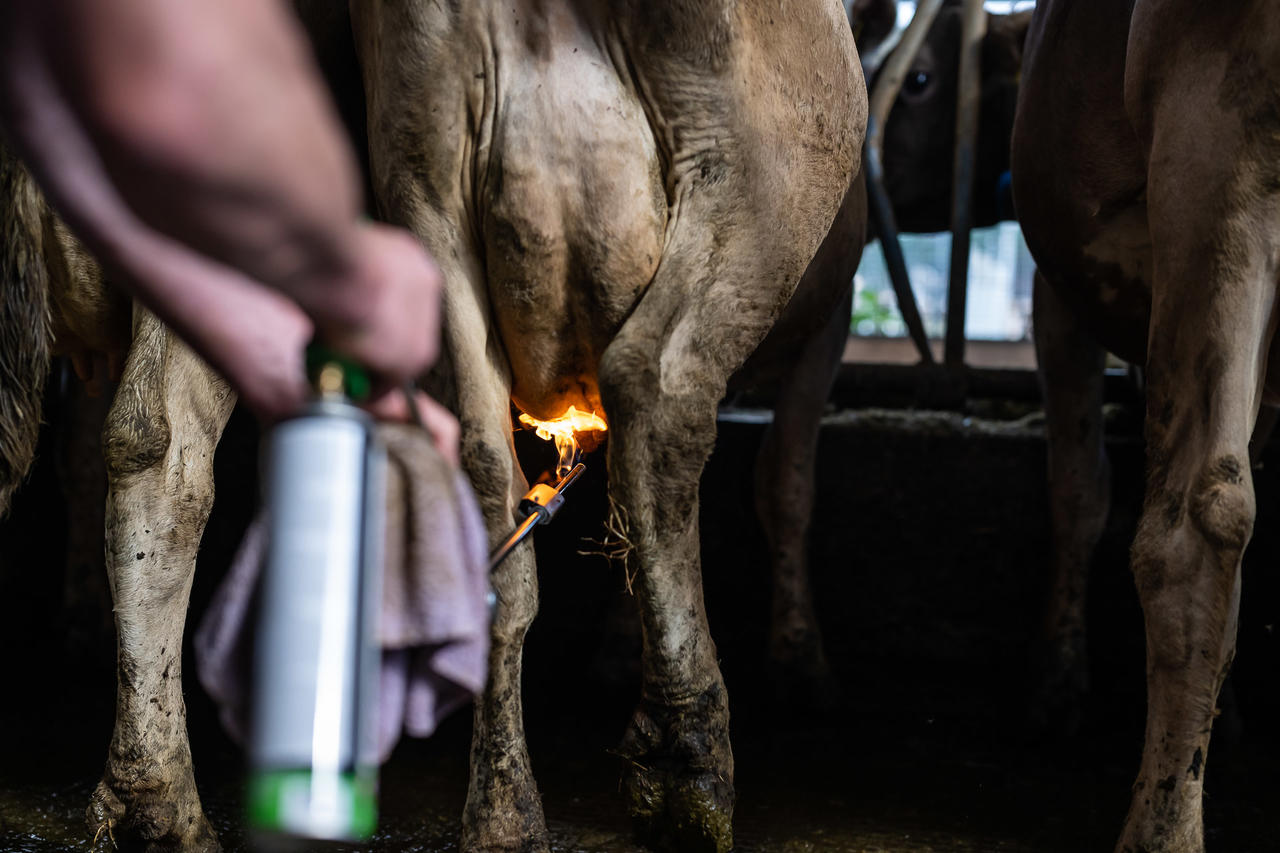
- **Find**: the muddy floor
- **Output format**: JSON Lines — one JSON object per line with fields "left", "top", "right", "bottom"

{"left": 2, "top": 384, "right": 1278, "bottom": 851}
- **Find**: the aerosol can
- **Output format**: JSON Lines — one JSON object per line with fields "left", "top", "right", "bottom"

{"left": 247, "top": 349, "right": 385, "bottom": 845}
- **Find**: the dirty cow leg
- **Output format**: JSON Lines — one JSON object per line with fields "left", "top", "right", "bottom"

{"left": 1030, "top": 270, "right": 1109, "bottom": 735}
{"left": 413, "top": 240, "right": 546, "bottom": 853}
{"left": 753, "top": 290, "right": 851, "bottom": 710}
{"left": 459, "top": 416, "right": 543, "bottom": 853}
{"left": 598, "top": 196, "right": 838, "bottom": 853}
{"left": 595, "top": 7, "right": 858, "bottom": 845}
{"left": 460, "top": 405, "right": 544, "bottom": 852}
{"left": 602, "top": 351, "right": 733, "bottom": 853}
{"left": 1114, "top": 162, "right": 1273, "bottom": 853}
{"left": 89, "top": 311, "right": 233, "bottom": 852}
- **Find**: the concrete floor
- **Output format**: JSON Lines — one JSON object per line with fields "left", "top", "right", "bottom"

{"left": 2, "top": 392, "right": 1278, "bottom": 851}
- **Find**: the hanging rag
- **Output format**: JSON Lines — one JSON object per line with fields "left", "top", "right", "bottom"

{"left": 193, "top": 421, "right": 490, "bottom": 762}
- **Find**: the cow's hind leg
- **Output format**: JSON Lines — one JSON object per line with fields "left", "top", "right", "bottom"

{"left": 1031, "top": 270, "right": 1109, "bottom": 735}
{"left": 409, "top": 244, "right": 547, "bottom": 853}
{"left": 460, "top": 409, "right": 544, "bottom": 853}
{"left": 603, "top": 344, "right": 734, "bottom": 853}
{"left": 598, "top": 179, "right": 849, "bottom": 852}
{"left": 89, "top": 312, "right": 233, "bottom": 852}
{"left": 1114, "top": 133, "right": 1274, "bottom": 853}
{"left": 754, "top": 289, "right": 852, "bottom": 710}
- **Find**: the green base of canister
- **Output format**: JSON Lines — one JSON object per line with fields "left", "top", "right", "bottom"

{"left": 247, "top": 768, "right": 377, "bottom": 842}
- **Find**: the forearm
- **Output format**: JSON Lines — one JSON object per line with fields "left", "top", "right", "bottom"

{"left": 12, "top": 0, "right": 376, "bottom": 339}
{"left": 0, "top": 0, "right": 439, "bottom": 413}
{"left": 0, "top": 38, "right": 310, "bottom": 415}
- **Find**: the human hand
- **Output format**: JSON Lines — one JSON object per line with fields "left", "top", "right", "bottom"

{"left": 365, "top": 387, "right": 460, "bottom": 467}
{"left": 209, "top": 285, "right": 314, "bottom": 421}
{"left": 319, "top": 224, "right": 442, "bottom": 397}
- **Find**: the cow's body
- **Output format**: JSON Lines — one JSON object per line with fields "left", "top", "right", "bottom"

{"left": 1012, "top": 2, "right": 1280, "bottom": 850}
{"left": 351, "top": 2, "right": 864, "bottom": 848}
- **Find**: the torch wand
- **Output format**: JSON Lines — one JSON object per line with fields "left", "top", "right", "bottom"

{"left": 488, "top": 459, "right": 586, "bottom": 571}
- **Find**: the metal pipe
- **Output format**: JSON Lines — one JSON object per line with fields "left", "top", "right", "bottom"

{"left": 488, "top": 462, "right": 587, "bottom": 571}
{"left": 824, "top": 364, "right": 1141, "bottom": 410}
{"left": 863, "top": 0, "right": 945, "bottom": 366}
{"left": 489, "top": 512, "right": 541, "bottom": 574}
{"left": 944, "top": 0, "right": 987, "bottom": 368}
{"left": 543, "top": 461, "right": 586, "bottom": 500}
{"left": 866, "top": 0, "right": 946, "bottom": 154}
{"left": 866, "top": 143, "right": 935, "bottom": 364}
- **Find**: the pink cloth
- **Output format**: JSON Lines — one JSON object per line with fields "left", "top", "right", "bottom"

{"left": 194, "top": 422, "right": 489, "bottom": 762}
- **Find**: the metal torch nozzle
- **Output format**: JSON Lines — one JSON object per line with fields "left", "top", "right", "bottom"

{"left": 488, "top": 462, "right": 586, "bottom": 572}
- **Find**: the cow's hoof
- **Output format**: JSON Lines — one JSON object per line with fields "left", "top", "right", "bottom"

{"left": 460, "top": 775, "right": 549, "bottom": 853}
{"left": 618, "top": 683, "right": 734, "bottom": 853}
{"left": 87, "top": 785, "right": 123, "bottom": 852}
{"left": 459, "top": 824, "right": 550, "bottom": 853}
{"left": 87, "top": 776, "right": 220, "bottom": 852}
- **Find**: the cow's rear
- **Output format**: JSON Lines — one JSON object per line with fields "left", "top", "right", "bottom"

{"left": 353, "top": 2, "right": 864, "bottom": 850}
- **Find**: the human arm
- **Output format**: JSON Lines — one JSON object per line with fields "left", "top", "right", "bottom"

{"left": 0, "top": 0, "right": 442, "bottom": 415}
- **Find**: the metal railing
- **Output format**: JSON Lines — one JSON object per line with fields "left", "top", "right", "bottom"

{"left": 863, "top": 0, "right": 989, "bottom": 370}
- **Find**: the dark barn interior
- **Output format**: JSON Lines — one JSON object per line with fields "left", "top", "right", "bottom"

{"left": 2, "top": 364, "right": 1279, "bottom": 852}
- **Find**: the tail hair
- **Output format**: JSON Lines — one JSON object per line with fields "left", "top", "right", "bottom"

{"left": 0, "top": 140, "right": 53, "bottom": 516}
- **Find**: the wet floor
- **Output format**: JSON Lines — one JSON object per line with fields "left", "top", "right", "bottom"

{"left": 3, "top": 692, "right": 1277, "bottom": 852}
{"left": 3, "top": 404, "right": 1279, "bottom": 851}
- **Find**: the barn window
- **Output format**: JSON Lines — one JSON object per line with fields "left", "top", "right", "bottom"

{"left": 848, "top": 224, "right": 1036, "bottom": 368}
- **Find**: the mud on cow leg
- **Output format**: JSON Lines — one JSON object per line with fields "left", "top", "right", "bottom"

{"left": 413, "top": 244, "right": 548, "bottom": 853}
{"left": 460, "top": 426, "right": 547, "bottom": 853}
{"left": 1031, "top": 271, "right": 1110, "bottom": 736}
{"left": 601, "top": 343, "right": 735, "bottom": 853}
{"left": 91, "top": 312, "right": 233, "bottom": 852}
{"left": 1115, "top": 125, "right": 1272, "bottom": 852}
{"left": 1119, "top": 442, "right": 1252, "bottom": 853}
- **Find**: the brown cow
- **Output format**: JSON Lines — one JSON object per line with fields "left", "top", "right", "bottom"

{"left": 856, "top": 0, "right": 1032, "bottom": 233}
{"left": 1012, "top": 1, "right": 1279, "bottom": 850}
{"left": 878, "top": 7, "right": 1028, "bottom": 233}
{"left": 350, "top": 1, "right": 864, "bottom": 850}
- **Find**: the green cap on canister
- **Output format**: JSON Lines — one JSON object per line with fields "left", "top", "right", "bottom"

{"left": 305, "top": 343, "right": 373, "bottom": 401}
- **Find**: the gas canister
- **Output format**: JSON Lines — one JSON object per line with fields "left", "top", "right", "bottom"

{"left": 247, "top": 353, "right": 385, "bottom": 844}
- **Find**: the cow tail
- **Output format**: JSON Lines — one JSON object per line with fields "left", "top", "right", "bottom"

{"left": 0, "top": 140, "right": 53, "bottom": 517}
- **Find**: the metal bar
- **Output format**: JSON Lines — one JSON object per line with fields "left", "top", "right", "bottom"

{"left": 866, "top": 0, "right": 946, "bottom": 151}
{"left": 488, "top": 462, "right": 587, "bottom": 571}
{"left": 489, "top": 512, "right": 540, "bottom": 573}
{"left": 823, "top": 363, "right": 1139, "bottom": 409}
{"left": 866, "top": 150, "right": 935, "bottom": 364}
{"left": 863, "top": 0, "right": 945, "bottom": 366}
{"left": 547, "top": 461, "right": 586, "bottom": 497}
{"left": 944, "top": 0, "right": 987, "bottom": 367}
{"left": 729, "top": 365, "right": 1143, "bottom": 415}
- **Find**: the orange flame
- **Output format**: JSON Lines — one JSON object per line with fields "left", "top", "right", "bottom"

{"left": 518, "top": 406, "right": 608, "bottom": 475}
{"left": 517, "top": 405, "right": 608, "bottom": 442}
